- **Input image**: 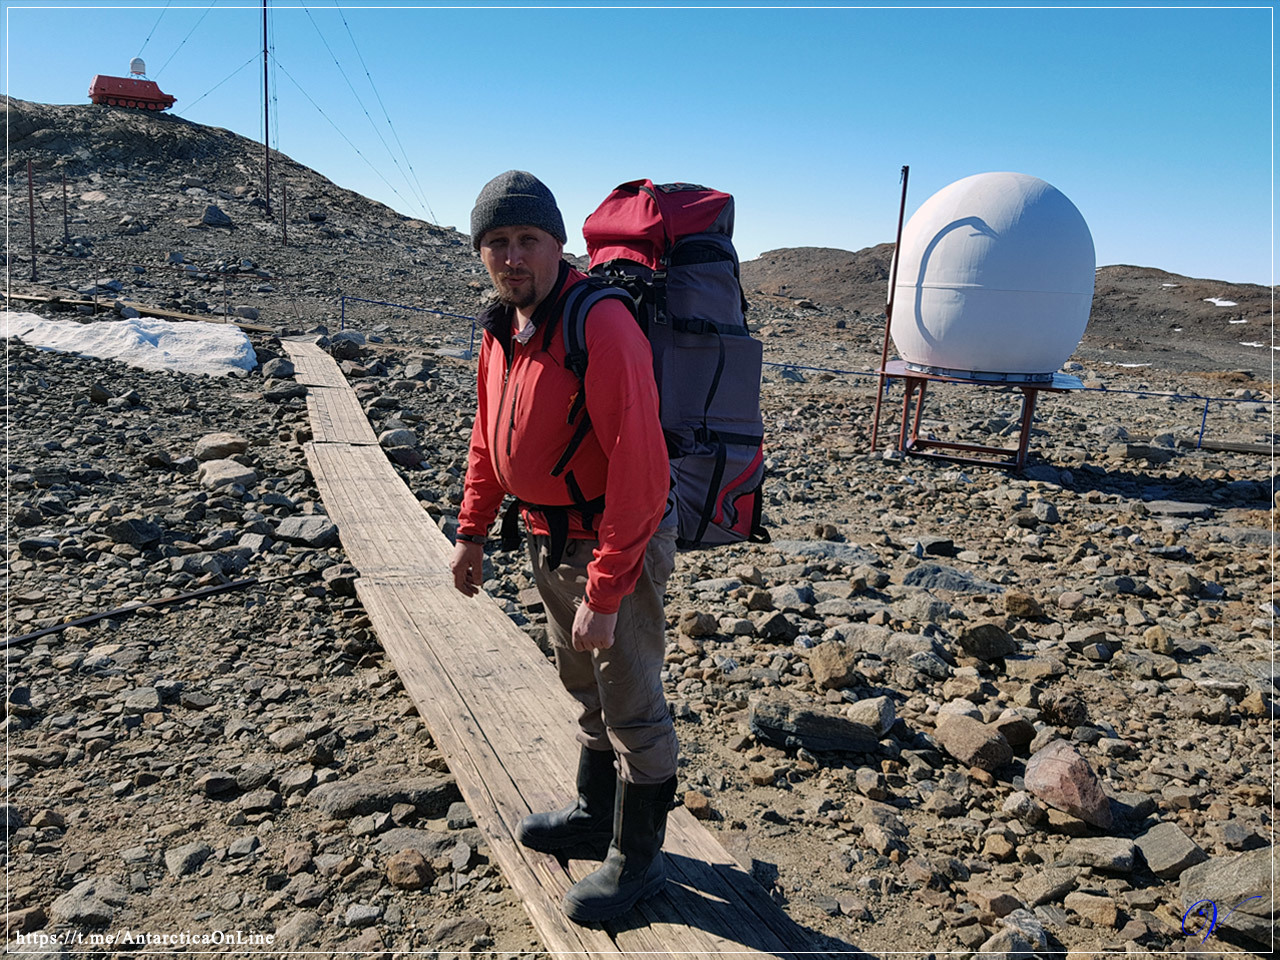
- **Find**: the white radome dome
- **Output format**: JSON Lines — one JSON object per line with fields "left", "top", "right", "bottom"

{"left": 130, "top": 57, "right": 147, "bottom": 76}
{"left": 889, "top": 172, "right": 1095, "bottom": 381}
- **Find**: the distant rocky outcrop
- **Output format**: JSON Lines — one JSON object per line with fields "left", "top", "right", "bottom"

{"left": 741, "top": 243, "right": 895, "bottom": 317}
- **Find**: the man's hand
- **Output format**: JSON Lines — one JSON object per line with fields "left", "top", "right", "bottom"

{"left": 572, "top": 602, "right": 617, "bottom": 652}
{"left": 451, "top": 541, "right": 484, "bottom": 597}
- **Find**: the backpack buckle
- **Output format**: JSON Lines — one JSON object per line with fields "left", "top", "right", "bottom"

{"left": 652, "top": 269, "right": 668, "bottom": 324}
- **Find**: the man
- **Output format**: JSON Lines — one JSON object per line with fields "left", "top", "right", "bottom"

{"left": 450, "top": 170, "right": 678, "bottom": 923}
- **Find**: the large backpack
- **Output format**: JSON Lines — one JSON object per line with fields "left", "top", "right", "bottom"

{"left": 564, "top": 179, "right": 769, "bottom": 550}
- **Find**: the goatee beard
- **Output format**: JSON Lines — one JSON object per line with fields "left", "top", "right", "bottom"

{"left": 499, "top": 278, "right": 536, "bottom": 310}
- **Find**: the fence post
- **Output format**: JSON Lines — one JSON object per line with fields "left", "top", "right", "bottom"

{"left": 27, "top": 160, "right": 38, "bottom": 281}
{"left": 469, "top": 320, "right": 476, "bottom": 358}
{"left": 1198, "top": 399, "right": 1210, "bottom": 449}
{"left": 340, "top": 295, "right": 346, "bottom": 332}
{"left": 61, "top": 173, "right": 69, "bottom": 242}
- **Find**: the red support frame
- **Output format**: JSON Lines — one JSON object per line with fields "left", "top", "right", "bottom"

{"left": 881, "top": 360, "right": 1083, "bottom": 471}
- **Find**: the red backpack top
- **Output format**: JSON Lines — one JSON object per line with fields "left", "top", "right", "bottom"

{"left": 570, "top": 179, "right": 767, "bottom": 551}
{"left": 584, "top": 180, "right": 736, "bottom": 272}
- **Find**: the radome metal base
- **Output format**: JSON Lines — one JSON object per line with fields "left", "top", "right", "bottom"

{"left": 881, "top": 360, "right": 1083, "bottom": 471}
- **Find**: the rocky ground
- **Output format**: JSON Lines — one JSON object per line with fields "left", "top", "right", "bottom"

{"left": 3, "top": 95, "right": 1276, "bottom": 958}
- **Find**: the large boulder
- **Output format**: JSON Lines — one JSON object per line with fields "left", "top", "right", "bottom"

{"left": 956, "top": 620, "right": 1019, "bottom": 660}
{"left": 933, "top": 714, "right": 1012, "bottom": 771}
{"left": 273, "top": 516, "right": 339, "bottom": 548}
{"left": 1179, "top": 847, "right": 1273, "bottom": 946}
{"left": 102, "top": 516, "right": 163, "bottom": 547}
{"left": 197, "top": 458, "right": 257, "bottom": 491}
{"left": 1135, "top": 821, "right": 1208, "bottom": 880}
{"left": 202, "top": 205, "right": 233, "bottom": 227}
{"left": 51, "top": 877, "right": 128, "bottom": 924}
{"left": 195, "top": 432, "right": 249, "bottom": 461}
{"left": 307, "top": 775, "right": 459, "bottom": 819}
{"left": 809, "top": 641, "right": 862, "bottom": 690}
{"left": 1023, "top": 739, "right": 1112, "bottom": 829}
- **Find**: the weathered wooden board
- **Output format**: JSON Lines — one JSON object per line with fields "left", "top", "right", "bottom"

{"left": 285, "top": 339, "right": 818, "bottom": 958}
{"left": 305, "top": 387, "right": 379, "bottom": 445}
{"left": 119, "top": 299, "right": 276, "bottom": 332}
{"left": 283, "top": 340, "right": 350, "bottom": 389}
{"left": 3, "top": 291, "right": 274, "bottom": 332}
{"left": 301, "top": 443, "right": 439, "bottom": 576}
{"left": 1176, "top": 438, "right": 1271, "bottom": 455}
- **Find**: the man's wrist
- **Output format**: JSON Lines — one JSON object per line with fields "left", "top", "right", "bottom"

{"left": 583, "top": 595, "right": 619, "bottom": 616}
{"left": 456, "top": 533, "right": 487, "bottom": 545}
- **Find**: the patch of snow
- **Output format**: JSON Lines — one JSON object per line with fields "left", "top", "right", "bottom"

{"left": 1204, "top": 297, "right": 1238, "bottom": 307}
{"left": 1239, "top": 341, "right": 1263, "bottom": 348}
{"left": 1173, "top": 327, "right": 1182, "bottom": 332}
{"left": 1, "top": 311, "right": 256, "bottom": 377}
{"left": 1162, "top": 283, "right": 1179, "bottom": 287}
{"left": 1, "top": 313, "right": 257, "bottom": 378}
{"left": 1229, "top": 319, "right": 1247, "bottom": 324}
{"left": 1117, "top": 363, "right": 1151, "bottom": 368}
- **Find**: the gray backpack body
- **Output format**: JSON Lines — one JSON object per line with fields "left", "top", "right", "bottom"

{"left": 562, "top": 180, "right": 769, "bottom": 550}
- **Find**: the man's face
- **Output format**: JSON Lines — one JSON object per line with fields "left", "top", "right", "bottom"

{"left": 478, "top": 225, "right": 564, "bottom": 315}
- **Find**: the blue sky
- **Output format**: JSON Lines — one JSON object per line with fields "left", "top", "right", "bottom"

{"left": 2, "top": 2, "right": 1273, "bottom": 285}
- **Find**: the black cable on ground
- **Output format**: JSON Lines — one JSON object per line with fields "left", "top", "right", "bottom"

{"left": 4, "top": 569, "right": 317, "bottom": 649}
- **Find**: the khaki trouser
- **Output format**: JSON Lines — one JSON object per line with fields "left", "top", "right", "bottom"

{"left": 527, "top": 528, "right": 678, "bottom": 784}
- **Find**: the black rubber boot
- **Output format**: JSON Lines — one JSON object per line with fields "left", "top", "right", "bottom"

{"left": 517, "top": 747, "right": 616, "bottom": 860}
{"left": 562, "top": 775, "right": 677, "bottom": 924}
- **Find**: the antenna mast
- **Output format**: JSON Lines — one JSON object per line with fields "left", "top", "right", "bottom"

{"left": 869, "top": 165, "right": 910, "bottom": 454}
{"left": 262, "top": 0, "right": 271, "bottom": 217}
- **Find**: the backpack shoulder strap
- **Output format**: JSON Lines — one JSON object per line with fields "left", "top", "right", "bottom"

{"left": 548, "top": 280, "right": 639, "bottom": 481}
{"left": 560, "top": 279, "right": 637, "bottom": 380}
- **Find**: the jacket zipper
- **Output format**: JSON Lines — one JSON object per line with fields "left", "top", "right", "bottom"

{"left": 493, "top": 343, "right": 516, "bottom": 490}
{"left": 506, "top": 382, "right": 519, "bottom": 460}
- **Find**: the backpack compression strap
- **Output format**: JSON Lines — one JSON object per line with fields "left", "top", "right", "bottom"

{"left": 551, "top": 281, "right": 640, "bottom": 478}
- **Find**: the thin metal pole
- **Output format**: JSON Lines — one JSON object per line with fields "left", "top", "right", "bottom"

{"left": 262, "top": 0, "right": 271, "bottom": 218}
{"left": 340, "top": 295, "right": 346, "bottom": 331}
{"left": 1198, "top": 400, "right": 1210, "bottom": 449}
{"left": 281, "top": 178, "right": 288, "bottom": 246}
{"left": 870, "top": 165, "right": 909, "bottom": 453}
{"left": 61, "top": 172, "right": 69, "bottom": 241}
{"left": 27, "top": 160, "right": 38, "bottom": 281}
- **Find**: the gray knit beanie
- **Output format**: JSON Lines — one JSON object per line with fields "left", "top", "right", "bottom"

{"left": 470, "top": 170, "right": 567, "bottom": 250}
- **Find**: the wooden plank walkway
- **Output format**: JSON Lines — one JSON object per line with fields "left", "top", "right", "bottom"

{"left": 3, "top": 290, "right": 277, "bottom": 333}
{"left": 281, "top": 339, "right": 827, "bottom": 958}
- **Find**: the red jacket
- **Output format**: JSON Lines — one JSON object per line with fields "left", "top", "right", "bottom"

{"left": 457, "top": 265, "right": 669, "bottom": 614}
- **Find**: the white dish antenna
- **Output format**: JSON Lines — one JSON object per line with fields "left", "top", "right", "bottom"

{"left": 890, "top": 172, "right": 1095, "bottom": 382}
